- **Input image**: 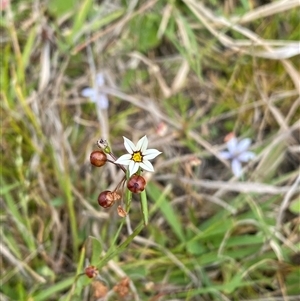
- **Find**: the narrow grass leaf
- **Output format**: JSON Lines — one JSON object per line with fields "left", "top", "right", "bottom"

{"left": 32, "top": 277, "right": 75, "bottom": 301}
{"left": 90, "top": 236, "right": 103, "bottom": 265}
{"left": 21, "top": 27, "right": 37, "bottom": 69}
{"left": 70, "top": 0, "right": 93, "bottom": 44}
{"left": 95, "top": 222, "right": 144, "bottom": 269}
{"left": 48, "top": 0, "right": 75, "bottom": 17}
{"left": 174, "top": 279, "right": 270, "bottom": 298}
{"left": 53, "top": 161, "right": 78, "bottom": 259}
{"left": 289, "top": 197, "right": 300, "bottom": 214}
{"left": 82, "top": 9, "right": 124, "bottom": 35}
{"left": 140, "top": 190, "right": 149, "bottom": 226}
{"left": 1, "top": 178, "right": 35, "bottom": 249}
{"left": 0, "top": 181, "right": 20, "bottom": 195}
{"left": 147, "top": 182, "right": 185, "bottom": 243}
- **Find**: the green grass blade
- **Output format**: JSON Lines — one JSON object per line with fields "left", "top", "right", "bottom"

{"left": 140, "top": 190, "right": 149, "bottom": 226}
{"left": 69, "top": 0, "right": 93, "bottom": 44}
{"left": 31, "top": 277, "right": 75, "bottom": 301}
{"left": 147, "top": 182, "right": 185, "bottom": 243}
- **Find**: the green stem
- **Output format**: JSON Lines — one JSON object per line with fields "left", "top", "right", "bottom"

{"left": 65, "top": 179, "right": 78, "bottom": 259}
{"left": 96, "top": 222, "right": 144, "bottom": 269}
{"left": 125, "top": 187, "right": 132, "bottom": 212}
{"left": 140, "top": 190, "right": 149, "bottom": 226}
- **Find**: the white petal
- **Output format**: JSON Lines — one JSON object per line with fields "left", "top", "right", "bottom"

{"left": 237, "top": 151, "right": 255, "bottom": 162}
{"left": 227, "top": 137, "right": 238, "bottom": 154}
{"left": 123, "top": 137, "right": 135, "bottom": 153}
{"left": 231, "top": 159, "right": 242, "bottom": 177}
{"left": 219, "top": 151, "right": 232, "bottom": 160}
{"left": 96, "top": 93, "right": 109, "bottom": 109}
{"left": 81, "top": 88, "right": 96, "bottom": 99}
{"left": 140, "top": 160, "right": 154, "bottom": 172}
{"left": 96, "top": 73, "right": 105, "bottom": 87}
{"left": 129, "top": 160, "right": 139, "bottom": 176}
{"left": 136, "top": 136, "right": 148, "bottom": 152}
{"left": 143, "top": 149, "right": 162, "bottom": 160}
{"left": 115, "top": 154, "right": 132, "bottom": 165}
{"left": 237, "top": 138, "right": 252, "bottom": 153}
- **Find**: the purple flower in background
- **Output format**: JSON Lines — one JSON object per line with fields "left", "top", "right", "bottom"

{"left": 219, "top": 137, "right": 255, "bottom": 177}
{"left": 81, "top": 73, "right": 109, "bottom": 109}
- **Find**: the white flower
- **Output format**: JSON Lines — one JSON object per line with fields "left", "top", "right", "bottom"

{"left": 81, "top": 73, "right": 109, "bottom": 109}
{"left": 219, "top": 137, "right": 255, "bottom": 177}
{"left": 115, "top": 136, "right": 162, "bottom": 176}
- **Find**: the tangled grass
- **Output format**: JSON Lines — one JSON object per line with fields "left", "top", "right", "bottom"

{"left": 1, "top": 0, "right": 300, "bottom": 300}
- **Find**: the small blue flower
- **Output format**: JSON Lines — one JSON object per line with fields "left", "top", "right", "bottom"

{"left": 81, "top": 73, "right": 109, "bottom": 109}
{"left": 219, "top": 137, "right": 255, "bottom": 177}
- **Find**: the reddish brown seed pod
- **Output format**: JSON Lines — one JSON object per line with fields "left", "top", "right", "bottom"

{"left": 90, "top": 150, "right": 107, "bottom": 167}
{"left": 85, "top": 265, "right": 99, "bottom": 278}
{"left": 98, "top": 190, "right": 115, "bottom": 208}
{"left": 127, "top": 175, "right": 146, "bottom": 193}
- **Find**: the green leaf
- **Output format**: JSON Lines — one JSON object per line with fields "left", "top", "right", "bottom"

{"left": 0, "top": 181, "right": 20, "bottom": 195}
{"left": 95, "top": 223, "right": 144, "bottom": 269}
{"left": 147, "top": 182, "right": 185, "bottom": 243}
{"left": 90, "top": 236, "right": 103, "bottom": 265}
{"left": 70, "top": 0, "right": 93, "bottom": 43}
{"left": 32, "top": 277, "right": 74, "bottom": 301}
{"left": 48, "top": 0, "right": 78, "bottom": 17}
{"left": 289, "top": 197, "right": 300, "bottom": 214}
{"left": 222, "top": 272, "right": 243, "bottom": 294}
{"left": 140, "top": 190, "right": 149, "bottom": 226}
{"left": 22, "top": 27, "right": 37, "bottom": 69}
{"left": 186, "top": 240, "right": 207, "bottom": 255}
{"left": 129, "top": 14, "right": 160, "bottom": 53}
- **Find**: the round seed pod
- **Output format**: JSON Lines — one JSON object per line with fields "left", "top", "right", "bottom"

{"left": 98, "top": 190, "right": 115, "bottom": 208}
{"left": 90, "top": 150, "right": 107, "bottom": 167}
{"left": 127, "top": 175, "right": 146, "bottom": 193}
{"left": 85, "top": 265, "right": 99, "bottom": 278}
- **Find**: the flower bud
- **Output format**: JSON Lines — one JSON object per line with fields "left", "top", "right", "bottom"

{"left": 85, "top": 265, "right": 99, "bottom": 278}
{"left": 97, "top": 138, "right": 111, "bottom": 154}
{"left": 127, "top": 175, "right": 146, "bottom": 193}
{"left": 90, "top": 150, "right": 107, "bottom": 167}
{"left": 98, "top": 190, "right": 115, "bottom": 208}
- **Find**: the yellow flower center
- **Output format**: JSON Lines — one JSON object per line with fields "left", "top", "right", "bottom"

{"left": 132, "top": 151, "right": 143, "bottom": 162}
